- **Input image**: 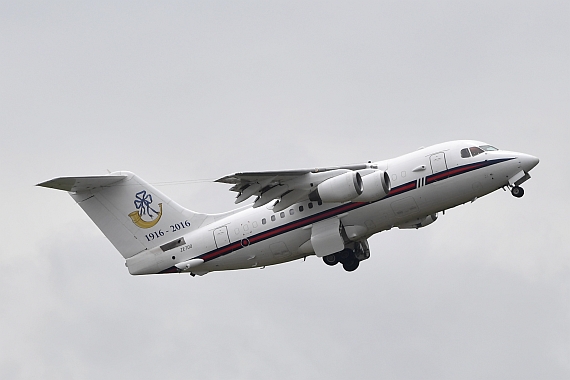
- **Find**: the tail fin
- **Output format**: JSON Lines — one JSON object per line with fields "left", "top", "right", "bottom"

{"left": 37, "top": 171, "right": 208, "bottom": 259}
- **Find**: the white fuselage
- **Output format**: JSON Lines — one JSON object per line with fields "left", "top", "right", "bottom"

{"left": 125, "top": 140, "right": 539, "bottom": 275}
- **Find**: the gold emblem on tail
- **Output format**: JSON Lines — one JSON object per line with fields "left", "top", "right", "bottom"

{"left": 129, "top": 190, "right": 163, "bottom": 229}
{"left": 129, "top": 203, "right": 163, "bottom": 228}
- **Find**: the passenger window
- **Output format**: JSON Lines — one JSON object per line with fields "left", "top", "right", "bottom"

{"left": 280, "top": 212, "right": 285, "bottom": 218}
{"left": 271, "top": 215, "right": 276, "bottom": 222}
{"left": 252, "top": 221, "right": 258, "bottom": 228}
{"left": 289, "top": 209, "right": 294, "bottom": 215}
{"left": 469, "top": 146, "right": 484, "bottom": 156}
{"left": 461, "top": 148, "right": 471, "bottom": 158}
{"left": 318, "top": 200, "right": 322, "bottom": 206}
{"left": 299, "top": 205, "right": 304, "bottom": 212}
{"left": 262, "top": 218, "right": 266, "bottom": 225}
{"left": 308, "top": 203, "right": 313, "bottom": 209}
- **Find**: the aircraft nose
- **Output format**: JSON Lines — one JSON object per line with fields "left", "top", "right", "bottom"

{"left": 520, "top": 154, "right": 539, "bottom": 172}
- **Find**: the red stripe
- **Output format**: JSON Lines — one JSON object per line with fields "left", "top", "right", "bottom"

{"left": 196, "top": 201, "right": 367, "bottom": 263}
{"left": 162, "top": 158, "right": 511, "bottom": 273}
{"left": 388, "top": 182, "right": 416, "bottom": 196}
{"left": 427, "top": 162, "right": 484, "bottom": 184}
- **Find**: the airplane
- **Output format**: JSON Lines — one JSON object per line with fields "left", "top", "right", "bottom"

{"left": 37, "top": 140, "right": 539, "bottom": 276}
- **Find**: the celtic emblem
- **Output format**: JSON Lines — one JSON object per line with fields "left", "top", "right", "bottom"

{"left": 134, "top": 190, "right": 159, "bottom": 218}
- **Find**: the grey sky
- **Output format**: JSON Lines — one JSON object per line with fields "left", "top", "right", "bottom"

{"left": 1, "top": 1, "right": 568, "bottom": 379}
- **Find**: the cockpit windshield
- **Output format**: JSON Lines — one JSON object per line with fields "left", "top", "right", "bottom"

{"left": 460, "top": 144, "right": 499, "bottom": 158}
{"left": 469, "top": 146, "right": 484, "bottom": 156}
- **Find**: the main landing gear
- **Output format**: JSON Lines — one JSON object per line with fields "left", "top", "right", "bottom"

{"left": 339, "top": 249, "right": 359, "bottom": 271}
{"left": 323, "top": 249, "right": 360, "bottom": 271}
{"left": 511, "top": 186, "right": 524, "bottom": 198}
{"left": 323, "top": 242, "right": 369, "bottom": 272}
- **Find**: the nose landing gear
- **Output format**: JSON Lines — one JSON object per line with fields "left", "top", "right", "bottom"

{"left": 511, "top": 186, "right": 524, "bottom": 198}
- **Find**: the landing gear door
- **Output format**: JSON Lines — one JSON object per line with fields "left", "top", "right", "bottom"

{"left": 430, "top": 152, "right": 448, "bottom": 174}
{"left": 213, "top": 226, "right": 230, "bottom": 248}
{"left": 311, "top": 217, "right": 344, "bottom": 257}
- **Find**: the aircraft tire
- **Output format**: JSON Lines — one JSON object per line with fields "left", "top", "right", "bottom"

{"left": 342, "top": 259, "right": 359, "bottom": 272}
{"left": 323, "top": 254, "right": 339, "bottom": 266}
{"left": 337, "top": 249, "right": 352, "bottom": 264}
{"left": 511, "top": 186, "right": 524, "bottom": 198}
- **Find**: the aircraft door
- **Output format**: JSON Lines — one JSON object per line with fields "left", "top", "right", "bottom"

{"left": 430, "top": 152, "right": 448, "bottom": 174}
{"left": 213, "top": 226, "right": 230, "bottom": 248}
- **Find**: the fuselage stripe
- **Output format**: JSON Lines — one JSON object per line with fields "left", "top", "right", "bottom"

{"left": 158, "top": 157, "right": 513, "bottom": 274}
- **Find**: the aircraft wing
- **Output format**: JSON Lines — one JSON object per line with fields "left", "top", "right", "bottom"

{"left": 216, "top": 163, "right": 374, "bottom": 212}
{"left": 216, "top": 169, "right": 310, "bottom": 186}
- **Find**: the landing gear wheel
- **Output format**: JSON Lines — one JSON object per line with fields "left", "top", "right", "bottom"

{"left": 342, "top": 259, "right": 359, "bottom": 272}
{"left": 323, "top": 254, "right": 339, "bottom": 266}
{"left": 337, "top": 249, "right": 352, "bottom": 263}
{"left": 511, "top": 186, "right": 524, "bottom": 198}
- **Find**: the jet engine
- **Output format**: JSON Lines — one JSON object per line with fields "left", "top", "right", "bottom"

{"left": 398, "top": 213, "right": 438, "bottom": 229}
{"left": 353, "top": 170, "right": 391, "bottom": 202}
{"left": 309, "top": 171, "right": 363, "bottom": 203}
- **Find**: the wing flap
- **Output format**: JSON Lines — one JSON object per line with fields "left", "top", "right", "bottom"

{"left": 216, "top": 163, "right": 375, "bottom": 208}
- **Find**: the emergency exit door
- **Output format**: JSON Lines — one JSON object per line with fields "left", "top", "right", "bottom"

{"left": 213, "top": 226, "right": 230, "bottom": 248}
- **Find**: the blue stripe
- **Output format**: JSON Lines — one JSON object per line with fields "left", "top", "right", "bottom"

{"left": 158, "top": 157, "right": 513, "bottom": 273}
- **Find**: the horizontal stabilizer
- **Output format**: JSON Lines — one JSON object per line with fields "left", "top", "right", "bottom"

{"left": 37, "top": 175, "right": 127, "bottom": 192}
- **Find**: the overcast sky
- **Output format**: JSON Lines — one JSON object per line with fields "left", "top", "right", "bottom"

{"left": 1, "top": 1, "right": 568, "bottom": 379}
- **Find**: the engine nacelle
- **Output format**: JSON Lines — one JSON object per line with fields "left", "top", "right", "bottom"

{"left": 353, "top": 170, "right": 391, "bottom": 202}
{"left": 398, "top": 213, "right": 438, "bottom": 229}
{"left": 309, "top": 171, "right": 363, "bottom": 203}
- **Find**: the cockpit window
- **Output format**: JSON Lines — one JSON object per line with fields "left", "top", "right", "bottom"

{"left": 469, "top": 146, "right": 484, "bottom": 156}
{"left": 461, "top": 145, "right": 496, "bottom": 158}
